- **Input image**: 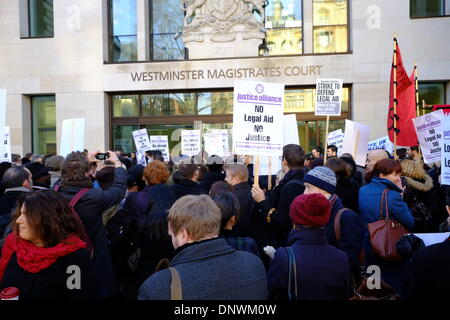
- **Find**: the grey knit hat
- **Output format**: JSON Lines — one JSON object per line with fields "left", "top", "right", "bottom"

{"left": 303, "top": 166, "right": 337, "bottom": 194}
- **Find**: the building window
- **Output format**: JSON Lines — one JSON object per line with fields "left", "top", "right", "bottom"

{"left": 151, "top": 0, "right": 185, "bottom": 60}
{"left": 410, "top": 0, "right": 446, "bottom": 18}
{"left": 109, "top": 0, "right": 138, "bottom": 62}
{"left": 313, "top": 0, "right": 348, "bottom": 53}
{"left": 28, "top": 0, "right": 54, "bottom": 37}
{"left": 264, "top": 0, "right": 303, "bottom": 55}
{"left": 419, "top": 82, "right": 446, "bottom": 106}
{"left": 32, "top": 96, "right": 56, "bottom": 155}
{"left": 111, "top": 86, "right": 350, "bottom": 155}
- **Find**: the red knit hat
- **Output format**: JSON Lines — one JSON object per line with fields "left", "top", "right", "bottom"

{"left": 289, "top": 193, "right": 331, "bottom": 227}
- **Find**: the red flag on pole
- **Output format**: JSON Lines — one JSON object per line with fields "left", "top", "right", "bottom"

{"left": 387, "top": 40, "right": 418, "bottom": 147}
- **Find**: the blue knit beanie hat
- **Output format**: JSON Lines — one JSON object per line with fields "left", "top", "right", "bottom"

{"left": 303, "top": 166, "right": 336, "bottom": 194}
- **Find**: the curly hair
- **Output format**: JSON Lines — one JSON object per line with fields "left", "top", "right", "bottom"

{"left": 12, "top": 190, "right": 86, "bottom": 247}
{"left": 61, "top": 151, "right": 89, "bottom": 182}
{"left": 143, "top": 160, "right": 169, "bottom": 185}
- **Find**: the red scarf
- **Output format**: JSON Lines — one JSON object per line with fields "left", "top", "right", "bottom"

{"left": 0, "top": 233, "right": 86, "bottom": 282}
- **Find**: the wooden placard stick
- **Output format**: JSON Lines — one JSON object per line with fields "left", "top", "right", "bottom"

{"left": 323, "top": 115, "right": 330, "bottom": 163}
{"left": 268, "top": 156, "right": 272, "bottom": 190}
{"left": 253, "top": 155, "right": 260, "bottom": 187}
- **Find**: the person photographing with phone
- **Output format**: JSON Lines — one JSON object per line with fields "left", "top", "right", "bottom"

{"left": 56, "top": 151, "right": 127, "bottom": 300}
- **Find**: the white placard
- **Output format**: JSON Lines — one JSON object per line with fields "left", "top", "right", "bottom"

{"left": 149, "top": 135, "right": 170, "bottom": 161}
{"left": 342, "top": 120, "right": 370, "bottom": 167}
{"left": 233, "top": 80, "right": 284, "bottom": 156}
{"left": 204, "top": 132, "right": 229, "bottom": 158}
{"left": 259, "top": 155, "right": 283, "bottom": 176}
{"left": 136, "top": 151, "right": 147, "bottom": 166}
{"left": 181, "top": 130, "right": 201, "bottom": 157}
{"left": 132, "top": 129, "right": 152, "bottom": 154}
{"left": 0, "top": 126, "right": 11, "bottom": 163}
{"left": 283, "top": 114, "right": 300, "bottom": 146}
{"left": 210, "top": 129, "right": 230, "bottom": 158}
{"left": 0, "top": 89, "right": 6, "bottom": 137}
{"left": 413, "top": 233, "right": 450, "bottom": 246}
{"left": 60, "top": 118, "right": 85, "bottom": 157}
{"left": 327, "top": 129, "right": 344, "bottom": 156}
{"left": 315, "top": 79, "right": 343, "bottom": 116}
{"left": 367, "top": 135, "right": 394, "bottom": 154}
{"left": 441, "top": 115, "right": 450, "bottom": 185}
{"left": 412, "top": 109, "right": 444, "bottom": 164}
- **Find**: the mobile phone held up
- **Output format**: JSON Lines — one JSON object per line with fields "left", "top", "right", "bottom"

{"left": 95, "top": 153, "right": 110, "bottom": 161}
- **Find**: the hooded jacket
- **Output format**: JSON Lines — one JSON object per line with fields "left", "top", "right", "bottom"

{"left": 400, "top": 159, "right": 434, "bottom": 208}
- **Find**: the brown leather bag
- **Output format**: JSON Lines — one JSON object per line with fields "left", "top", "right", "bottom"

{"left": 367, "top": 189, "right": 409, "bottom": 262}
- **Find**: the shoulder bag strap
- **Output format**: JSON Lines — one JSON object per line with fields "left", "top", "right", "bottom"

{"left": 379, "top": 189, "right": 389, "bottom": 221}
{"left": 334, "top": 208, "right": 347, "bottom": 242}
{"left": 286, "top": 247, "right": 298, "bottom": 300}
{"left": 69, "top": 188, "right": 91, "bottom": 208}
{"left": 169, "top": 267, "right": 182, "bottom": 300}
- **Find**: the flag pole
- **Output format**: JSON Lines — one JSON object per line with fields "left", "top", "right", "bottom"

{"left": 323, "top": 115, "right": 330, "bottom": 163}
{"left": 414, "top": 61, "right": 422, "bottom": 159}
{"left": 393, "top": 35, "right": 398, "bottom": 160}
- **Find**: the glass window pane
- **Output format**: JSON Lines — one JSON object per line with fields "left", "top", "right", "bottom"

{"left": 152, "top": 34, "right": 185, "bottom": 61}
{"left": 169, "top": 93, "right": 196, "bottom": 115}
{"left": 419, "top": 83, "right": 445, "bottom": 105}
{"left": 142, "top": 94, "right": 171, "bottom": 116}
{"left": 112, "top": 95, "right": 139, "bottom": 117}
{"left": 151, "top": 0, "right": 185, "bottom": 61}
{"left": 112, "top": 35, "right": 138, "bottom": 62}
{"left": 112, "top": 0, "right": 137, "bottom": 36}
{"left": 210, "top": 92, "right": 233, "bottom": 115}
{"left": 29, "top": 0, "right": 54, "bottom": 37}
{"left": 266, "top": 28, "right": 303, "bottom": 55}
{"left": 265, "top": 0, "right": 303, "bottom": 29}
{"left": 32, "top": 96, "right": 56, "bottom": 155}
{"left": 111, "top": 0, "right": 137, "bottom": 61}
{"left": 313, "top": 25, "right": 348, "bottom": 53}
{"left": 313, "top": 0, "right": 347, "bottom": 26}
{"left": 307, "top": 121, "right": 318, "bottom": 152}
{"left": 318, "top": 119, "right": 345, "bottom": 151}
{"left": 285, "top": 89, "right": 315, "bottom": 113}
{"left": 113, "top": 125, "right": 139, "bottom": 153}
{"left": 410, "top": 0, "right": 444, "bottom": 17}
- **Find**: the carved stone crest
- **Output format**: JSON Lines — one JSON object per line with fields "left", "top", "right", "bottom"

{"left": 182, "top": 0, "right": 265, "bottom": 44}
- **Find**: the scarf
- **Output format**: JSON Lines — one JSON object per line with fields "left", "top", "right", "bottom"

{"left": 0, "top": 233, "right": 86, "bottom": 282}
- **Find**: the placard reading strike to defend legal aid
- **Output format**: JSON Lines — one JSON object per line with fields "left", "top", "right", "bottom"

{"left": 412, "top": 109, "right": 444, "bottom": 164}
{"left": 315, "top": 79, "right": 343, "bottom": 116}
{"left": 132, "top": 129, "right": 152, "bottom": 154}
{"left": 233, "top": 80, "right": 284, "bottom": 156}
{"left": 181, "top": 130, "right": 201, "bottom": 157}
{"left": 149, "top": 135, "right": 170, "bottom": 161}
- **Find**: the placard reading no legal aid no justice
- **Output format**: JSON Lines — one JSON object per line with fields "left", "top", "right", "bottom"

{"left": 232, "top": 80, "right": 284, "bottom": 156}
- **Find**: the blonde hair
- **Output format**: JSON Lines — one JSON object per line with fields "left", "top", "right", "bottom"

{"left": 225, "top": 164, "right": 248, "bottom": 182}
{"left": 168, "top": 195, "right": 221, "bottom": 241}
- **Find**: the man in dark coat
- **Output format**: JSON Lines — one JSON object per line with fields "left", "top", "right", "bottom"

{"left": 403, "top": 236, "right": 450, "bottom": 299}
{"left": 225, "top": 163, "right": 260, "bottom": 241}
{"left": 199, "top": 155, "right": 225, "bottom": 192}
{"left": 252, "top": 144, "right": 307, "bottom": 247}
{"left": 57, "top": 151, "right": 127, "bottom": 300}
{"left": 267, "top": 193, "right": 353, "bottom": 300}
{"left": 171, "top": 163, "right": 207, "bottom": 200}
{"left": 0, "top": 166, "right": 33, "bottom": 238}
{"left": 138, "top": 195, "right": 268, "bottom": 300}
{"left": 302, "top": 166, "right": 364, "bottom": 277}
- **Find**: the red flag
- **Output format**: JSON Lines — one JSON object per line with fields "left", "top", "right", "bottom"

{"left": 432, "top": 105, "right": 450, "bottom": 115}
{"left": 387, "top": 40, "right": 418, "bottom": 147}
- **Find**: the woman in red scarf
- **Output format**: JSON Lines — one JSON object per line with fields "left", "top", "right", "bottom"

{"left": 0, "top": 190, "right": 92, "bottom": 300}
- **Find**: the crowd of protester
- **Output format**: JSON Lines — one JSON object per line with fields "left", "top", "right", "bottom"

{"left": 0, "top": 143, "right": 449, "bottom": 301}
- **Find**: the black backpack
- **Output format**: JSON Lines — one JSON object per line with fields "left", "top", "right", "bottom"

{"left": 105, "top": 193, "right": 152, "bottom": 274}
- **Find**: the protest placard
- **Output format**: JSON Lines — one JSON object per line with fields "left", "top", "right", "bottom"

{"left": 413, "top": 233, "right": 450, "bottom": 246}
{"left": 327, "top": 129, "right": 344, "bottom": 155}
{"left": 283, "top": 114, "right": 300, "bottom": 146}
{"left": 342, "top": 120, "right": 370, "bottom": 167}
{"left": 132, "top": 129, "right": 152, "bottom": 154}
{"left": 412, "top": 109, "right": 444, "bottom": 164}
{"left": 315, "top": 79, "right": 343, "bottom": 116}
{"left": 60, "top": 118, "right": 85, "bottom": 157}
{"left": 204, "top": 132, "right": 229, "bottom": 158}
{"left": 181, "top": 130, "right": 201, "bottom": 156}
{"left": 367, "top": 135, "right": 394, "bottom": 154}
{"left": 0, "top": 126, "right": 11, "bottom": 163}
{"left": 149, "top": 135, "right": 170, "bottom": 161}
{"left": 440, "top": 114, "right": 450, "bottom": 185}
{"left": 233, "top": 80, "right": 284, "bottom": 157}
{"left": 0, "top": 89, "right": 5, "bottom": 136}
